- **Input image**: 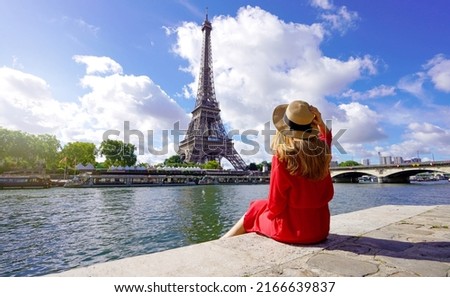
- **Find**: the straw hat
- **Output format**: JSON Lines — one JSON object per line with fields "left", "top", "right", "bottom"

{"left": 272, "top": 100, "right": 319, "bottom": 139}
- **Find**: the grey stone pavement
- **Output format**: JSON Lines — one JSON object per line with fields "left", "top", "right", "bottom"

{"left": 51, "top": 204, "right": 450, "bottom": 277}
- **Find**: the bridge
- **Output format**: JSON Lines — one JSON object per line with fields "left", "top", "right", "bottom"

{"left": 330, "top": 160, "right": 450, "bottom": 183}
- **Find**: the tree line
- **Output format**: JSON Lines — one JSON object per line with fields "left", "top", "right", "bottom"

{"left": 1, "top": 127, "right": 357, "bottom": 174}
{"left": 0, "top": 127, "right": 137, "bottom": 174}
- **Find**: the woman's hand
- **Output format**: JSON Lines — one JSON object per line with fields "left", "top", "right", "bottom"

{"left": 309, "top": 105, "right": 329, "bottom": 135}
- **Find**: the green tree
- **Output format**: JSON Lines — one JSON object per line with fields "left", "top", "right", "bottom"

{"left": 99, "top": 139, "right": 137, "bottom": 167}
{"left": 248, "top": 162, "right": 258, "bottom": 171}
{"left": 0, "top": 127, "right": 60, "bottom": 172}
{"left": 59, "top": 142, "right": 97, "bottom": 168}
{"left": 339, "top": 160, "right": 361, "bottom": 167}
{"left": 0, "top": 128, "right": 32, "bottom": 164}
{"left": 202, "top": 160, "right": 221, "bottom": 169}
{"left": 33, "top": 134, "right": 61, "bottom": 171}
{"left": 164, "top": 155, "right": 182, "bottom": 166}
{"left": 256, "top": 161, "right": 271, "bottom": 172}
{"left": 160, "top": 155, "right": 198, "bottom": 168}
{"left": 136, "top": 162, "right": 150, "bottom": 168}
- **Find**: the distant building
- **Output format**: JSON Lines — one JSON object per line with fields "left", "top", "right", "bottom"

{"left": 393, "top": 157, "right": 404, "bottom": 164}
{"left": 404, "top": 157, "right": 422, "bottom": 163}
{"left": 361, "top": 159, "right": 370, "bottom": 166}
{"left": 330, "top": 161, "right": 339, "bottom": 167}
{"left": 379, "top": 156, "right": 392, "bottom": 165}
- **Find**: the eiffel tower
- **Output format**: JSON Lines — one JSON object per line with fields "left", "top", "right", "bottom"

{"left": 177, "top": 13, "right": 247, "bottom": 170}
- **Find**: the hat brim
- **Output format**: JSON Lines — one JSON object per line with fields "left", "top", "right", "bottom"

{"left": 272, "top": 104, "right": 319, "bottom": 139}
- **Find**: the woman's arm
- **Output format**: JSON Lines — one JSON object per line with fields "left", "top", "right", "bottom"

{"left": 309, "top": 105, "right": 332, "bottom": 147}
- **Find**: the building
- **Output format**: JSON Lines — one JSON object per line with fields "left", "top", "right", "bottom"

{"left": 361, "top": 159, "right": 370, "bottom": 166}
{"left": 379, "top": 156, "right": 393, "bottom": 165}
{"left": 404, "top": 157, "right": 422, "bottom": 164}
{"left": 393, "top": 156, "right": 404, "bottom": 164}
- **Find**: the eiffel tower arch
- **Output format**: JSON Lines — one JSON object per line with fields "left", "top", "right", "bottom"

{"left": 177, "top": 13, "right": 247, "bottom": 170}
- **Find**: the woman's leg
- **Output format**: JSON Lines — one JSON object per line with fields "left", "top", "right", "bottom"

{"left": 220, "top": 214, "right": 246, "bottom": 239}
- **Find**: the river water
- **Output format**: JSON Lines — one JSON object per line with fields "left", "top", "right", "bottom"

{"left": 1, "top": 182, "right": 449, "bottom": 276}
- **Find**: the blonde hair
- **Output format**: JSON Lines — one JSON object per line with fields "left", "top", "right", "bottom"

{"left": 271, "top": 131, "right": 331, "bottom": 180}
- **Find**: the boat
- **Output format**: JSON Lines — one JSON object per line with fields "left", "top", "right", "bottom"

{"left": 197, "top": 176, "right": 219, "bottom": 185}
{"left": 409, "top": 174, "right": 449, "bottom": 185}
{"left": 50, "top": 179, "right": 68, "bottom": 187}
{"left": 0, "top": 175, "right": 51, "bottom": 189}
{"left": 64, "top": 173, "right": 197, "bottom": 188}
{"left": 358, "top": 175, "right": 378, "bottom": 183}
{"left": 63, "top": 169, "right": 270, "bottom": 188}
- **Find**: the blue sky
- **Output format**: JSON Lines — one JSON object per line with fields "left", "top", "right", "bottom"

{"left": 1, "top": 0, "right": 450, "bottom": 167}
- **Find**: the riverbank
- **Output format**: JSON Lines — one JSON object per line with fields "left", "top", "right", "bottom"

{"left": 50, "top": 204, "right": 450, "bottom": 277}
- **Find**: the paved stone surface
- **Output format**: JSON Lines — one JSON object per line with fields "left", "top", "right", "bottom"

{"left": 49, "top": 205, "right": 450, "bottom": 277}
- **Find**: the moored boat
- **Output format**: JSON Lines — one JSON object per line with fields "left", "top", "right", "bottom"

{"left": 63, "top": 173, "right": 197, "bottom": 188}
{"left": 358, "top": 175, "right": 378, "bottom": 183}
{"left": 409, "top": 174, "right": 449, "bottom": 185}
{"left": 63, "top": 170, "right": 270, "bottom": 188}
{"left": 0, "top": 175, "right": 51, "bottom": 189}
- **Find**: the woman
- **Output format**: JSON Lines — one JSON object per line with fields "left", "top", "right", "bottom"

{"left": 221, "top": 100, "right": 334, "bottom": 244}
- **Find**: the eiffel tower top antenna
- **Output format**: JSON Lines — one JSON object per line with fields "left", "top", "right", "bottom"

{"left": 194, "top": 6, "right": 215, "bottom": 111}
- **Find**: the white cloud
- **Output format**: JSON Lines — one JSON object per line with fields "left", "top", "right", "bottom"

{"left": 407, "top": 122, "right": 450, "bottom": 144}
{"left": 76, "top": 71, "right": 189, "bottom": 131}
{"left": 12, "top": 56, "right": 24, "bottom": 69}
{"left": 61, "top": 16, "right": 100, "bottom": 37}
{"left": 74, "top": 18, "right": 100, "bottom": 37}
{"left": 73, "top": 55, "right": 123, "bottom": 75}
{"left": 333, "top": 102, "right": 387, "bottom": 144}
{"left": 397, "top": 72, "right": 427, "bottom": 99}
{"left": 380, "top": 100, "right": 419, "bottom": 126}
{"left": 425, "top": 54, "right": 450, "bottom": 93}
{"left": 387, "top": 140, "right": 425, "bottom": 160}
{"left": 384, "top": 122, "right": 450, "bottom": 160}
{"left": 342, "top": 84, "right": 396, "bottom": 101}
{"left": 70, "top": 55, "right": 191, "bottom": 155}
{"left": 0, "top": 66, "right": 79, "bottom": 134}
{"left": 310, "top": 0, "right": 334, "bottom": 10}
{"left": 310, "top": 0, "right": 361, "bottom": 34}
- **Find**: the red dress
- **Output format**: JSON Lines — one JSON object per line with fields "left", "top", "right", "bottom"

{"left": 243, "top": 132, "right": 334, "bottom": 244}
